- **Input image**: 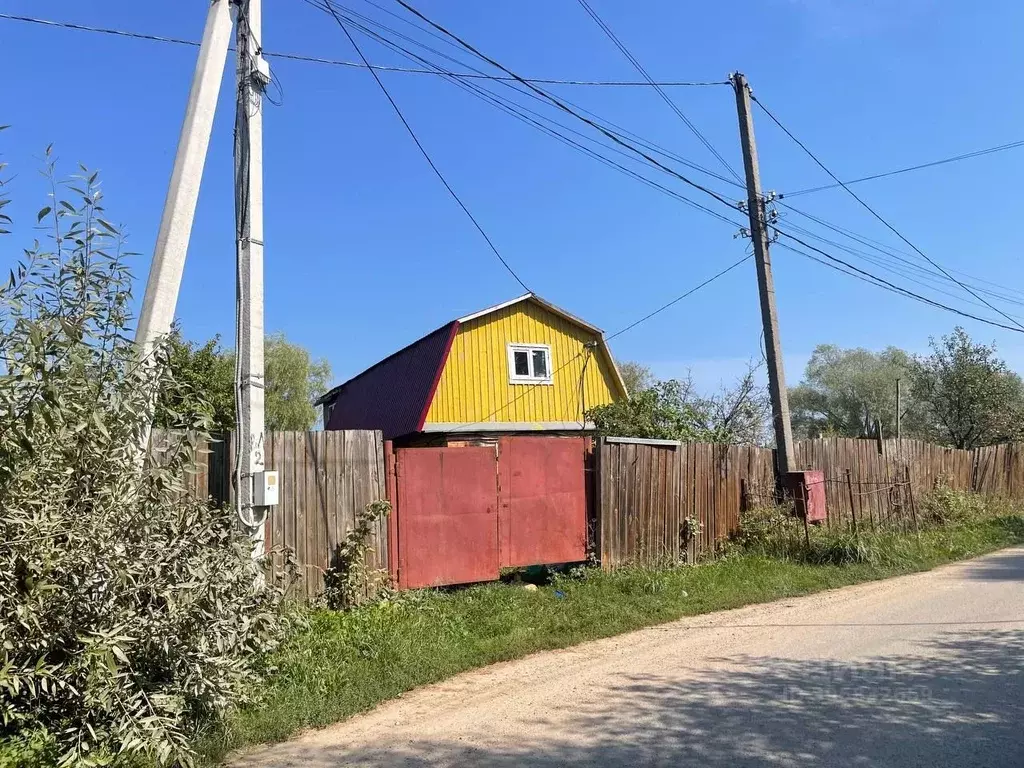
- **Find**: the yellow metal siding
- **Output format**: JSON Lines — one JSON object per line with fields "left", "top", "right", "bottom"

{"left": 425, "top": 301, "right": 622, "bottom": 424}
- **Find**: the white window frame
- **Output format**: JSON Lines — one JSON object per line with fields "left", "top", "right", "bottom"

{"left": 507, "top": 343, "right": 553, "bottom": 385}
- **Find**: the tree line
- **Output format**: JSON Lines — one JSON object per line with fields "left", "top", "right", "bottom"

{"left": 156, "top": 328, "right": 331, "bottom": 432}
{"left": 593, "top": 327, "right": 1024, "bottom": 450}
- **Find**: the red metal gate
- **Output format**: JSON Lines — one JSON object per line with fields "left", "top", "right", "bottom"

{"left": 387, "top": 437, "right": 589, "bottom": 589}
{"left": 389, "top": 446, "right": 499, "bottom": 589}
{"left": 498, "top": 437, "right": 588, "bottom": 568}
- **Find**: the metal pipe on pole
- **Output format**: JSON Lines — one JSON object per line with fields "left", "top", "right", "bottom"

{"left": 135, "top": 0, "right": 232, "bottom": 362}
{"left": 731, "top": 72, "right": 796, "bottom": 476}
{"left": 233, "top": 0, "right": 269, "bottom": 554}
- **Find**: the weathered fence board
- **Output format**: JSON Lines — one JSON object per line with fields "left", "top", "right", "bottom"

{"left": 152, "top": 429, "right": 387, "bottom": 601}
{"left": 598, "top": 436, "right": 1024, "bottom": 570}
{"left": 260, "top": 430, "right": 387, "bottom": 600}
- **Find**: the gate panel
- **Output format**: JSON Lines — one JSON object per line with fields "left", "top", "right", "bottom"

{"left": 499, "top": 437, "right": 587, "bottom": 567}
{"left": 395, "top": 447, "right": 499, "bottom": 589}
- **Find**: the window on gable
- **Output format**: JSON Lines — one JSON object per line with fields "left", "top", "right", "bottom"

{"left": 508, "top": 344, "right": 553, "bottom": 384}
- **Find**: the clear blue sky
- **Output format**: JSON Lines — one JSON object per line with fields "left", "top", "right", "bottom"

{"left": 3, "top": 0, "right": 1023, "bottom": 392}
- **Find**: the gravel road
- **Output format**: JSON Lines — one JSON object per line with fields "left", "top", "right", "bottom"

{"left": 234, "top": 546, "right": 1024, "bottom": 768}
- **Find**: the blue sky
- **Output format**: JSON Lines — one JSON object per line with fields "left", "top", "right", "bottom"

{"left": 2, "top": 0, "right": 1023, "bottom": 392}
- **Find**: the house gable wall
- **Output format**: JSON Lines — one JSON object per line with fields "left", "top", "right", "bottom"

{"left": 424, "top": 300, "right": 621, "bottom": 426}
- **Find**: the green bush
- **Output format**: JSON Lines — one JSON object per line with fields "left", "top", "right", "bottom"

{"left": 920, "top": 484, "right": 991, "bottom": 525}
{"left": 733, "top": 484, "right": 1023, "bottom": 569}
{"left": 0, "top": 156, "right": 295, "bottom": 766}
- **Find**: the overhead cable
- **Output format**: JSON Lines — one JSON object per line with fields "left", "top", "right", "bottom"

{"left": 392, "top": 0, "right": 744, "bottom": 216}
{"left": 752, "top": 93, "right": 1024, "bottom": 332}
{"left": 330, "top": 2, "right": 744, "bottom": 189}
{"left": 778, "top": 203, "right": 1024, "bottom": 302}
{"left": 327, "top": 7, "right": 748, "bottom": 229}
{"left": 448, "top": 255, "right": 752, "bottom": 432}
{"left": 306, "top": 0, "right": 531, "bottom": 292}
{"left": 773, "top": 229, "right": 1024, "bottom": 333}
{"left": 0, "top": 12, "right": 725, "bottom": 87}
{"left": 574, "top": 0, "right": 743, "bottom": 183}
{"left": 781, "top": 139, "right": 1024, "bottom": 197}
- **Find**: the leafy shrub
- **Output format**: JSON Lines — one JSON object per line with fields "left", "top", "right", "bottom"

{"left": 730, "top": 504, "right": 801, "bottom": 557}
{"left": 732, "top": 505, "right": 874, "bottom": 565}
{"left": 323, "top": 500, "right": 392, "bottom": 610}
{"left": 0, "top": 156, "right": 295, "bottom": 766}
{"left": 920, "top": 484, "right": 991, "bottom": 526}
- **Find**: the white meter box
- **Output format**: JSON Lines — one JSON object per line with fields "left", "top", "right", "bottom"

{"left": 253, "top": 470, "right": 279, "bottom": 506}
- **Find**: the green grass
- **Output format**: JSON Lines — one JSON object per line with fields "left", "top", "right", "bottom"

{"left": 200, "top": 506, "right": 1024, "bottom": 765}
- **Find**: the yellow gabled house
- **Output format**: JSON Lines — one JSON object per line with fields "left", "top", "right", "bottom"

{"left": 317, "top": 293, "right": 628, "bottom": 442}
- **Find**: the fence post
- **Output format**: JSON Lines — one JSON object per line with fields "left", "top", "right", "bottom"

{"left": 594, "top": 436, "right": 604, "bottom": 568}
{"left": 384, "top": 440, "right": 400, "bottom": 588}
{"left": 846, "top": 469, "right": 857, "bottom": 538}
{"left": 801, "top": 481, "right": 811, "bottom": 550}
{"left": 906, "top": 464, "right": 920, "bottom": 536}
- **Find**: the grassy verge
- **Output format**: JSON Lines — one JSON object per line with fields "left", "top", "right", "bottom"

{"left": 202, "top": 502, "right": 1024, "bottom": 764}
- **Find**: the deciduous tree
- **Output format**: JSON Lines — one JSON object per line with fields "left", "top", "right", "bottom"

{"left": 789, "top": 344, "right": 923, "bottom": 439}
{"left": 617, "top": 360, "right": 654, "bottom": 395}
{"left": 589, "top": 363, "right": 769, "bottom": 445}
{"left": 911, "top": 327, "right": 1024, "bottom": 449}
{"left": 158, "top": 331, "right": 332, "bottom": 432}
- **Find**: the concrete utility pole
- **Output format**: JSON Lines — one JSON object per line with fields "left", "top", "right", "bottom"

{"left": 234, "top": 0, "right": 270, "bottom": 552}
{"left": 135, "top": 0, "right": 232, "bottom": 360}
{"left": 731, "top": 72, "right": 796, "bottom": 475}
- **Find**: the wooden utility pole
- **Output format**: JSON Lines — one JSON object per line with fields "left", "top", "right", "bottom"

{"left": 234, "top": 0, "right": 270, "bottom": 552}
{"left": 731, "top": 72, "right": 796, "bottom": 475}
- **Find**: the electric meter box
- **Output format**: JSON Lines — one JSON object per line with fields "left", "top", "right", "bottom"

{"left": 788, "top": 470, "right": 826, "bottom": 523}
{"left": 253, "top": 471, "right": 279, "bottom": 507}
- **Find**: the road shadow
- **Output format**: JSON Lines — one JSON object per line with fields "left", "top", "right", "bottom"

{"left": 962, "top": 546, "right": 1024, "bottom": 582}
{"left": 274, "top": 629, "right": 1024, "bottom": 768}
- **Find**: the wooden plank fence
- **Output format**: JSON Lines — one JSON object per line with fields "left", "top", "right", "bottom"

{"left": 973, "top": 443, "right": 1024, "bottom": 498}
{"left": 152, "top": 429, "right": 387, "bottom": 601}
{"left": 155, "top": 429, "right": 1024, "bottom": 585}
{"left": 597, "top": 437, "right": 774, "bottom": 567}
{"left": 598, "top": 436, "right": 1024, "bottom": 569}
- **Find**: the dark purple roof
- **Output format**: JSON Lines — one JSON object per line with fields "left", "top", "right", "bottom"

{"left": 323, "top": 321, "right": 458, "bottom": 440}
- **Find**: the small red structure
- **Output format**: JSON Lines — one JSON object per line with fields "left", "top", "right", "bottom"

{"left": 789, "top": 470, "right": 826, "bottom": 523}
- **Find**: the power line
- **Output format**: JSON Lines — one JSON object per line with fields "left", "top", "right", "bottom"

{"left": 778, "top": 202, "right": 1024, "bottom": 302}
{"left": 304, "top": 0, "right": 531, "bottom": 292}
{"left": 355, "top": 0, "right": 724, "bottom": 89}
{"left": 781, "top": 139, "right": 1024, "bottom": 197}
{"left": 448, "top": 256, "right": 751, "bottom": 431}
{"left": 392, "top": 0, "right": 745, "bottom": 217}
{"left": 573, "top": 0, "right": 743, "bottom": 183}
{"left": 331, "top": 1, "right": 1020, "bottom": 333}
{"left": 326, "top": 6, "right": 748, "bottom": 230}
{"left": 773, "top": 228, "right": 1024, "bottom": 333}
{"left": 751, "top": 93, "right": 1024, "bottom": 333}
{"left": 779, "top": 219, "right": 1024, "bottom": 313}
{"left": 777, "top": 205, "right": 1024, "bottom": 305}
{"left": 3, "top": 8, "right": 743, "bottom": 189}
{"left": 331, "top": 2, "right": 741, "bottom": 191}
{"left": 605, "top": 255, "right": 751, "bottom": 341}
{"left": 0, "top": 11, "right": 725, "bottom": 87}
